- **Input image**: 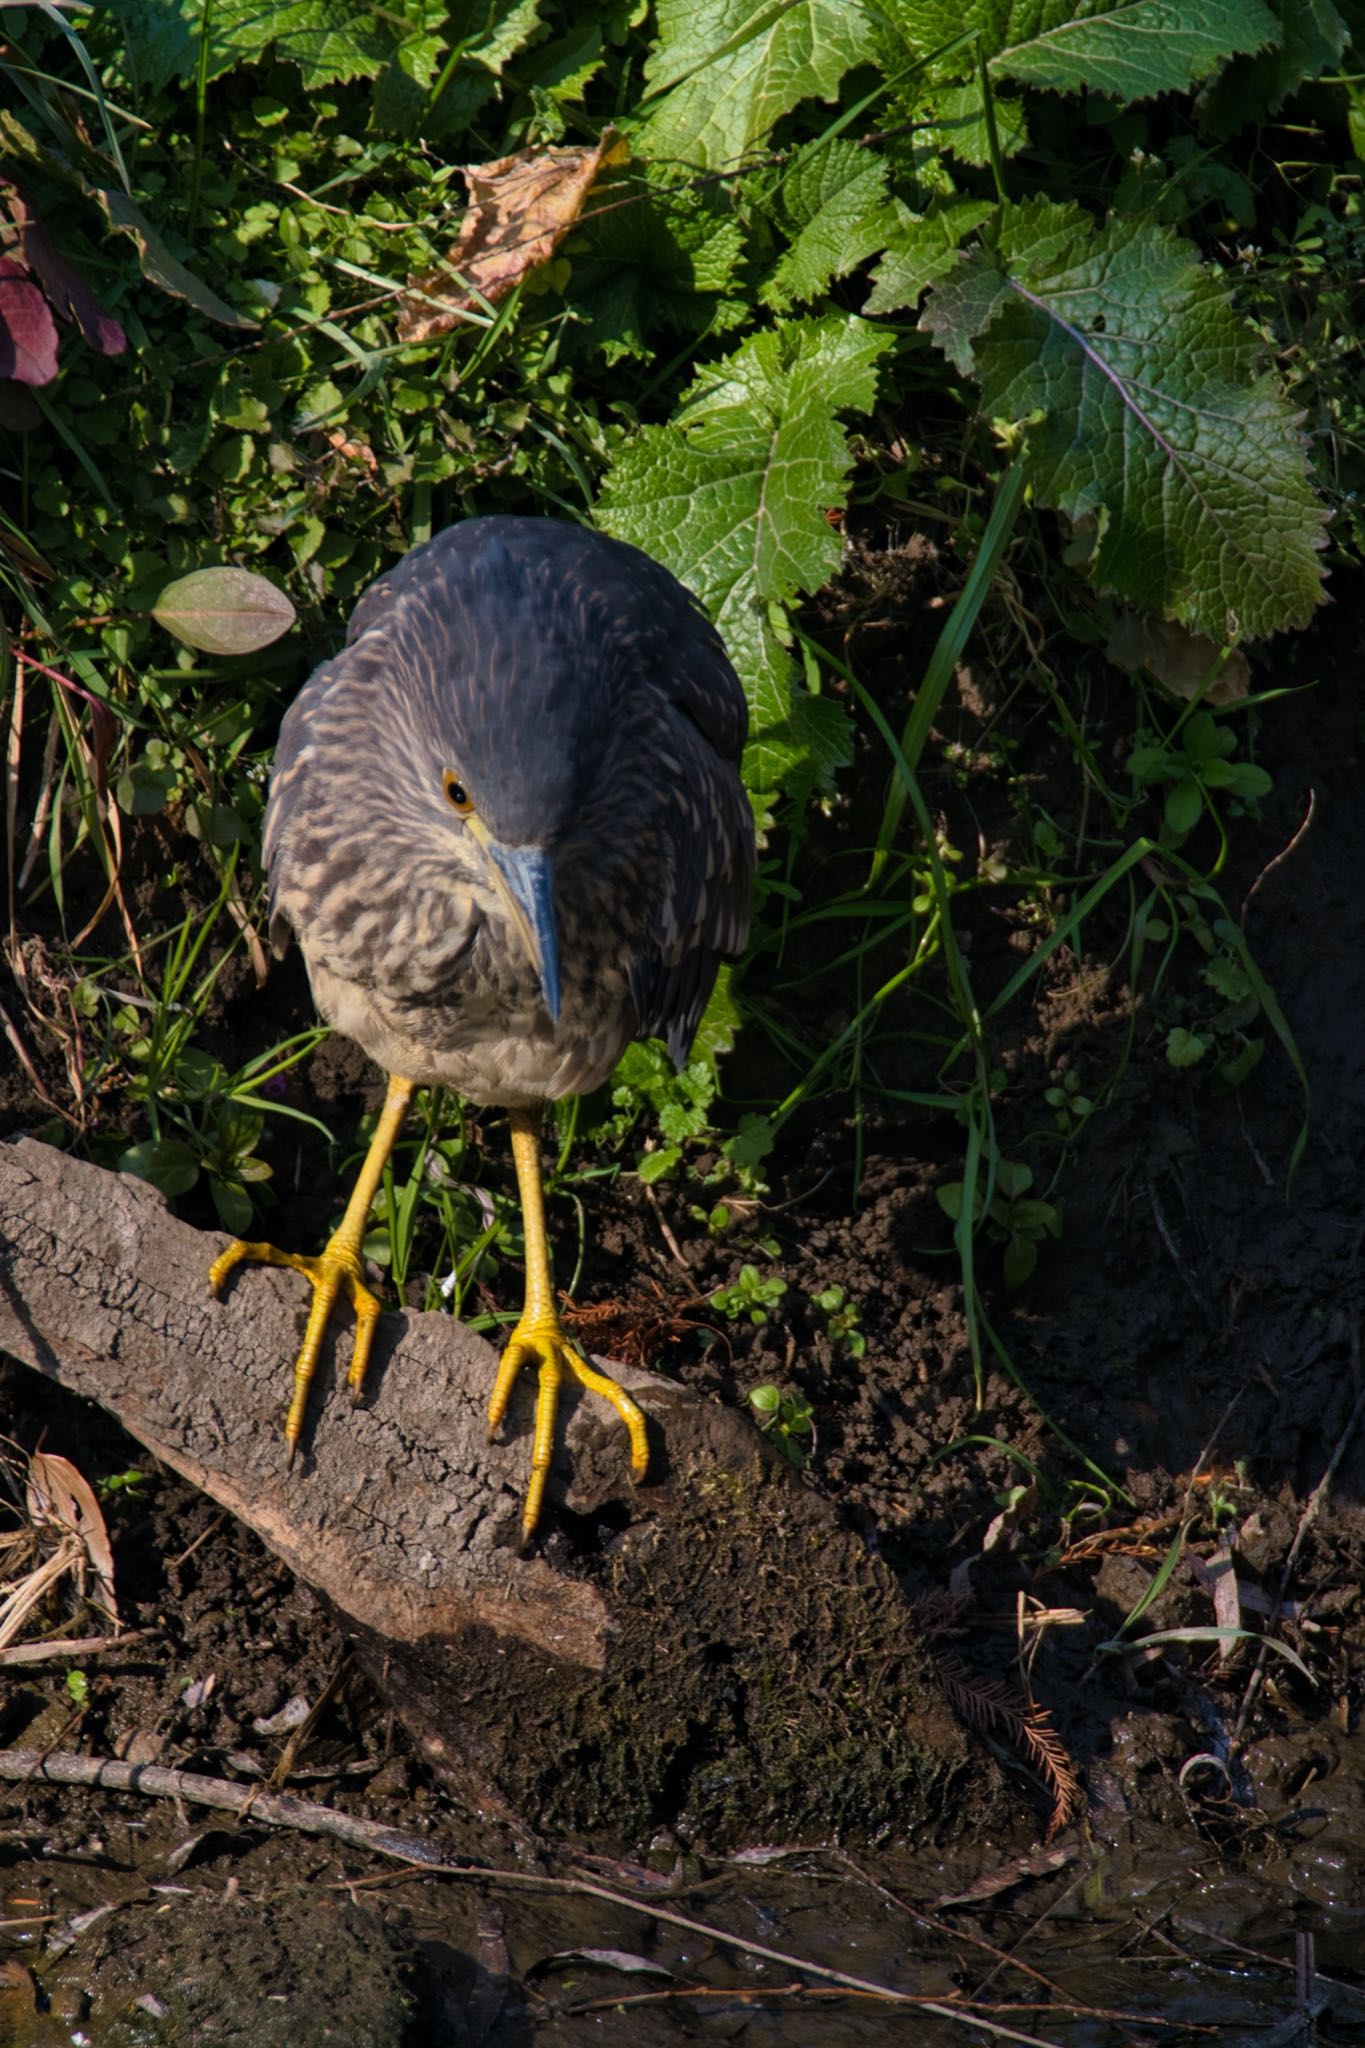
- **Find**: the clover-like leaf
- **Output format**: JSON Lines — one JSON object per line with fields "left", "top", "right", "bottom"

{"left": 153, "top": 569, "right": 296, "bottom": 655}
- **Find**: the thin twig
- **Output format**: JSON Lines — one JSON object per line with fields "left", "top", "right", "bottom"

{"left": 643, "top": 1181, "right": 689, "bottom": 1269}
{"left": 0, "top": 1628, "right": 153, "bottom": 1668}
{"left": 0, "top": 1750, "right": 1062, "bottom": 2046}
{"left": 1240, "top": 788, "right": 1315, "bottom": 926}
{"left": 0, "top": 1750, "right": 455, "bottom": 1865}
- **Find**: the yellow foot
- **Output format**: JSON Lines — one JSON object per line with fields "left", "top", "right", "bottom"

{"left": 487, "top": 1312, "right": 648, "bottom": 1546}
{"left": 208, "top": 1236, "right": 382, "bottom": 1454}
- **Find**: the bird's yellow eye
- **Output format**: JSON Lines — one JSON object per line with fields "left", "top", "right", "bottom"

{"left": 443, "top": 771, "right": 474, "bottom": 816}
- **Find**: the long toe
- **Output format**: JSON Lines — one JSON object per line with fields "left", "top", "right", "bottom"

{"left": 208, "top": 1236, "right": 381, "bottom": 1451}
{"left": 488, "top": 1312, "right": 648, "bottom": 1544}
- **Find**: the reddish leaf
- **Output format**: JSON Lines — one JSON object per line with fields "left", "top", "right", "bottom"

{"left": 0, "top": 260, "right": 59, "bottom": 385}
{"left": 11, "top": 196, "right": 125, "bottom": 356}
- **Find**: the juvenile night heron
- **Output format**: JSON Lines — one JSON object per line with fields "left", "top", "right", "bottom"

{"left": 211, "top": 516, "right": 754, "bottom": 1541}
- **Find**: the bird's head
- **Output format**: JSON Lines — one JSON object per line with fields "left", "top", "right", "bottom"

{"left": 373, "top": 526, "right": 623, "bottom": 1024}
{"left": 423, "top": 761, "right": 564, "bottom": 1022}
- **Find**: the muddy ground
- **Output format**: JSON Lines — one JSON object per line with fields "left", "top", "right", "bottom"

{"left": 3, "top": 548, "right": 1365, "bottom": 2042}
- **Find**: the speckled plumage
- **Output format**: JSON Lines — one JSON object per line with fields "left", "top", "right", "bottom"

{"left": 264, "top": 516, "right": 754, "bottom": 1108}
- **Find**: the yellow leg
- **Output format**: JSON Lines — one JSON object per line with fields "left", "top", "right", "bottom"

{"left": 487, "top": 1106, "right": 649, "bottom": 1544}
{"left": 209, "top": 1073, "right": 415, "bottom": 1455}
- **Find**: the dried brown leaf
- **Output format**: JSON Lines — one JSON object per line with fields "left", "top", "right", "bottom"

{"left": 1107, "top": 611, "right": 1250, "bottom": 706}
{"left": 26, "top": 1452, "right": 118, "bottom": 1624}
{"left": 397, "top": 131, "right": 627, "bottom": 344}
{"left": 6, "top": 184, "right": 126, "bottom": 355}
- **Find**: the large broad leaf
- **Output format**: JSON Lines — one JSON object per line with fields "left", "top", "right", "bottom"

{"left": 879, "top": 0, "right": 1285, "bottom": 101}
{"left": 1203, "top": 0, "right": 1348, "bottom": 130}
{"left": 109, "top": 0, "right": 399, "bottom": 88}
{"left": 565, "top": 165, "right": 747, "bottom": 363}
{"left": 986, "top": 0, "right": 1278, "bottom": 100}
{"left": 921, "top": 201, "right": 1327, "bottom": 639}
{"left": 638, "top": 0, "right": 878, "bottom": 170}
{"left": 877, "top": 0, "right": 1278, "bottom": 102}
{"left": 865, "top": 197, "right": 995, "bottom": 314}
{"left": 599, "top": 315, "right": 892, "bottom": 799}
{"left": 153, "top": 568, "right": 296, "bottom": 655}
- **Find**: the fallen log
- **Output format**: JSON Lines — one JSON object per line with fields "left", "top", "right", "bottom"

{"left": 0, "top": 1136, "right": 1007, "bottom": 1846}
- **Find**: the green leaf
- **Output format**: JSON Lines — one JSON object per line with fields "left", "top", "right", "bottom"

{"left": 600, "top": 315, "right": 891, "bottom": 797}
{"left": 1003, "top": 1234, "right": 1037, "bottom": 1289}
{"left": 865, "top": 200, "right": 995, "bottom": 315}
{"left": 423, "top": 0, "right": 547, "bottom": 137}
{"left": 1164, "top": 779, "right": 1204, "bottom": 836}
{"left": 638, "top": 0, "right": 879, "bottom": 170}
{"left": 1203, "top": 957, "right": 1252, "bottom": 1002}
{"left": 725, "top": 1112, "right": 777, "bottom": 1171}
{"left": 1218, "top": 1038, "right": 1264, "bottom": 1087}
{"left": 211, "top": 1176, "right": 254, "bottom": 1234}
{"left": 1204, "top": 760, "right": 1273, "bottom": 800}
{"left": 1202, "top": 0, "right": 1347, "bottom": 127}
{"left": 987, "top": 0, "right": 1277, "bottom": 102}
{"left": 637, "top": 1145, "right": 682, "bottom": 1183}
{"left": 762, "top": 143, "right": 895, "bottom": 310}
{"left": 118, "top": 1138, "right": 200, "bottom": 1200}
{"left": 109, "top": 0, "right": 398, "bottom": 88}
{"left": 921, "top": 202, "right": 1328, "bottom": 638}
{"left": 693, "top": 965, "right": 744, "bottom": 1069}
{"left": 1166, "top": 1026, "right": 1208, "bottom": 1068}
{"left": 153, "top": 569, "right": 296, "bottom": 655}
{"left": 925, "top": 80, "right": 1031, "bottom": 166}
{"left": 566, "top": 167, "right": 746, "bottom": 362}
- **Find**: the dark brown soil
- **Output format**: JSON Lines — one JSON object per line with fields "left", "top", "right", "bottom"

{"left": 3, "top": 547, "right": 1365, "bottom": 2041}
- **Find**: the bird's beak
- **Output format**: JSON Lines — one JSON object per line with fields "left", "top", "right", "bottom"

{"left": 475, "top": 827, "right": 561, "bottom": 1022}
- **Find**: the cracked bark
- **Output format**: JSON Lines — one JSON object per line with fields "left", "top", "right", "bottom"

{"left": 0, "top": 1137, "right": 1007, "bottom": 1846}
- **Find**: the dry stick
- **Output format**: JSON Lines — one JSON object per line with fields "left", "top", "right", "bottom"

{"left": 830, "top": 1848, "right": 1077, "bottom": 2008}
{"left": 0, "top": 1751, "right": 448, "bottom": 1865}
{"left": 1240, "top": 787, "right": 1316, "bottom": 927}
{"left": 0, "top": 1750, "right": 1060, "bottom": 2048}
{"left": 0, "top": 1629, "right": 154, "bottom": 1669}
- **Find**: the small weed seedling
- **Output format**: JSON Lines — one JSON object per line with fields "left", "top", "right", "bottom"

{"left": 1045, "top": 1069, "right": 1094, "bottom": 1141}
{"left": 811, "top": 1284, "right": 866, "bottom": 1358}
{"left": 748, "top": 1384, "right": 814, "bottom": 1467}
{"left": 712, "top": 1264, "right": 787, "bottom": 1326}
{"left": 938, "top": 1160, "right": 1062, "bottom": 1290}
{"left": 97, "top": 1468, "right": 151, "bottom": 1501}
{"left": 1127, "top": 710, "right": 1272, "bottom": 856}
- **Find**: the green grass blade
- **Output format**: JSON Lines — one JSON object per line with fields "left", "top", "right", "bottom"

{"left": 872, "top": 461, "right": 1027, "bottom": 880}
